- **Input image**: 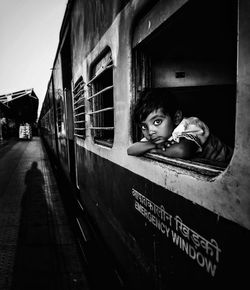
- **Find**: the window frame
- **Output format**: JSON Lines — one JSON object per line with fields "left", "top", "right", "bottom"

{"left": 131, "top": 0, "right": 237, "bottom": 176}
{"left": 87, "top": 48, "right": 114, "bottom": 148}
{"left": 72, "top": 76, "right": 86, "bottom": 139}
{"left": 56, "top": 98, "right": 62, "bottom": 134}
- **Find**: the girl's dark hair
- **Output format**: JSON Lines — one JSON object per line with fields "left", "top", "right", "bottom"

{"left": 132, "top": 88, "right": 180, "bottom": 124}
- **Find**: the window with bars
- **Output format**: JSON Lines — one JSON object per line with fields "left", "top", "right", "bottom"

{"left": 73, "top": 76, "right": 86, "bottom": 138}
{"left": 56, "top": 100, "right": 62, "bottom": 133}
{"left": 87, "top": 49, "right": 114, "bottom": 147}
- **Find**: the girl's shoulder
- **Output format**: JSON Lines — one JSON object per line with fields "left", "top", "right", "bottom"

{"left": 170, "top": 117, "right": 210, "bottom": 151}
{"left": 180, "top": 117, "right": 208, "bottom": 129}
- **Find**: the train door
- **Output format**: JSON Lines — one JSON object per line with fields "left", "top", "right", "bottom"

{"left": 61, "top": 27, "right": 76, "bottom": 184}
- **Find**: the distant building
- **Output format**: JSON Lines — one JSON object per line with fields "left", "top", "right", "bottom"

{"left": 0, "top": 89, "right": 39, "bottom": 139}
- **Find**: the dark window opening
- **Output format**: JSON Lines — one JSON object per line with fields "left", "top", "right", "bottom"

{"left": 132, "top": 0, "right": 237, "bottom": 173}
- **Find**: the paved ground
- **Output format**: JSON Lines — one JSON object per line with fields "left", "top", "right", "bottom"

{"left": 0, "top": 137, "right": 90, "bottom": 290}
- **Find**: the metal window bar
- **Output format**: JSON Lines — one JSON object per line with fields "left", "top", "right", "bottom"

{"left": 75, "top": 128, "right": 85, "bottom": 132}
{"left": 73, "top": 85, "right": 85, "bottom": 99}
{"left": 74, "top": 126, "right": 85, "bottom": 131}
{"left": 74, "top": 104, "right": 85, "bottom": 111}
{"left": 74, "top": 96, "right": 85, "bottom": 106}
{"left": 89, "top": 127, "right": 114, "bottom": 130}
{"left": 87, "top": 85, "right": 113, "bottom": 101}
{"left": 74, "top": 112, "right": 85, "bottom": 118}
{"left": 73, "top": 81, "right": 84, "bottom": 93}
{"left": 74, "top": 134, "right": 84, "bottom": 138}
{"left": 88, "top": 106, "right": 114, "bottom": 115}
{"left": 86, "top": 63, "right": 113, "bottom": 87}
{"left": 74, "top": 120, "right": 86, "bottom": 124}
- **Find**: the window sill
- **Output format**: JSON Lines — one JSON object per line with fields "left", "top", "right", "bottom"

{"left": 145, "top": 153, "right": 226, "bottom": 177}
{"left": 94, "top": 139, "right": 113, "bottom": 148}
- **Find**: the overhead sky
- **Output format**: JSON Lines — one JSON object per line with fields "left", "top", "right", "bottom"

{"left": 0, "top": 0, "right": 68, "bottom": 117}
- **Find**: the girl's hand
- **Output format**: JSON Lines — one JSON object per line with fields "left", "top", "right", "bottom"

{"left": 156, "top": 140, "right": 176, "bottom": 151}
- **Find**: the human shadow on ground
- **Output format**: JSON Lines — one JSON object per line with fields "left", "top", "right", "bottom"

{"left": 11, "top": 161, "right": 65, "bottom": 290}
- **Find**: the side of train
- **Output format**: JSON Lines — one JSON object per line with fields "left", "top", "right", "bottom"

{"left": 39, "top": 0, "right": 250, "bottom": 288}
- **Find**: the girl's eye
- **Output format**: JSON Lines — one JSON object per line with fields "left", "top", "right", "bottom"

{"left": 141, "top": 124, "right": 147, "bottom": 130}
{"left": 154, "top": 119, "right": 162, "bottom": 126}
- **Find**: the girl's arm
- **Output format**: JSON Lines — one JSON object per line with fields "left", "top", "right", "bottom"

{"left": 150, "top": 138, "right": 198, "bottom": 159}
{"left": 127, "top": 141, "right": 156, "bottom": 156}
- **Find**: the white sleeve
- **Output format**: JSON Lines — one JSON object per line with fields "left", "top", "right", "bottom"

{"left": 169, "top": 117, "right": 210, "bottom": 152}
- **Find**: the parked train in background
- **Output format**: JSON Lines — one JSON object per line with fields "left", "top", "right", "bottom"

{"left": 39, "top": 0, "right": 250, "bottom": 288}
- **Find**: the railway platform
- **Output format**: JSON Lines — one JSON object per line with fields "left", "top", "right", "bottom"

{"left": 0, "top": 137, "right": 90, "bottom": 290}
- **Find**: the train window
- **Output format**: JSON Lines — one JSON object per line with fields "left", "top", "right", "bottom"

{"left": 56, "top": 99, "right": 62, "bottom": 133}
{"left": 73, "top": 76, "right": 86, "bottom": 139}
{"left": 87, "top": 49, "right": 114, "bottom": 147}
{"left": 132, "top": 0, "right": 237, "bottom": 175}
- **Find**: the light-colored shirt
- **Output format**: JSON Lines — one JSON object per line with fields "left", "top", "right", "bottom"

{"left": 169, "top": 117, "right": 232, "bottom": 163}
{"left": 169, "top": 117, "right": 209, "bottom": 152}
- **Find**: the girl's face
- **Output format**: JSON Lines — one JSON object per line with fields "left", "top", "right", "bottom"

{"left": 140, "top": 108, "right": 175, "bottom": 144}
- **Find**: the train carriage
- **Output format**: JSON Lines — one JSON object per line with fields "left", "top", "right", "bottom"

{"left": 39, "top": 0, "right": 250, "bottom": 288}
